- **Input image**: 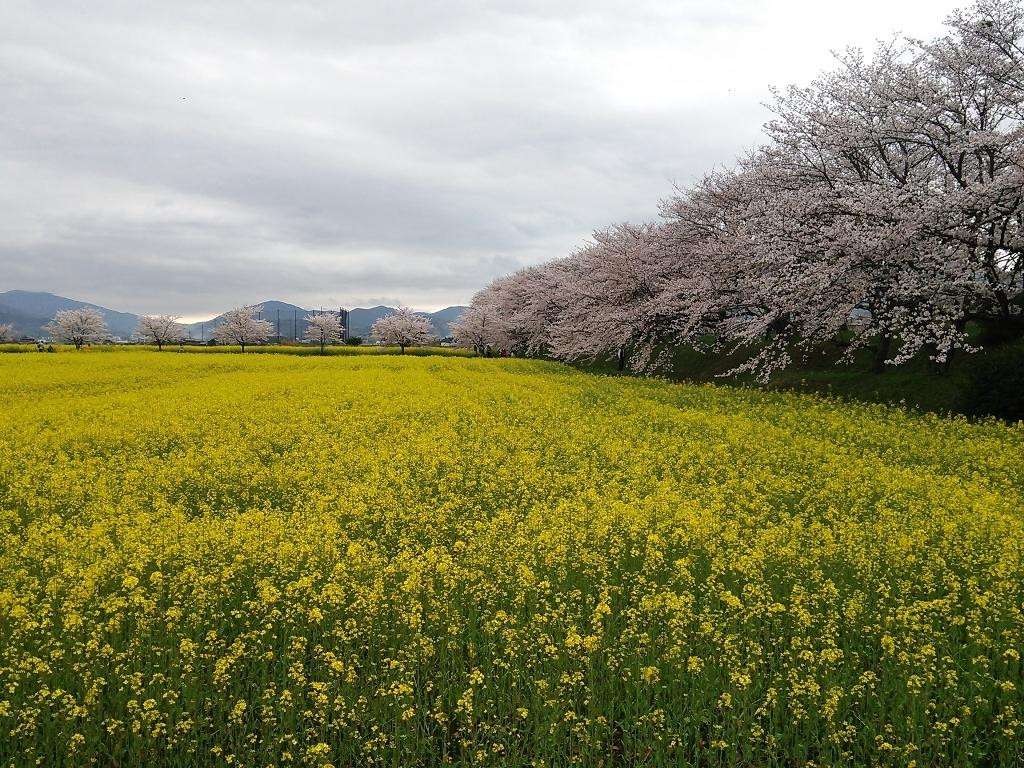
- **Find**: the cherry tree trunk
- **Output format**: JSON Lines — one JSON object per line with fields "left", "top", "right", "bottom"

{"left": 871, "top": 334, "right": 891, "bottom": 374}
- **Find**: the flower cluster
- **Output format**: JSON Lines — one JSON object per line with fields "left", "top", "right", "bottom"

{"left": 0, "top": 351, "right": 1021, "bottom": 766}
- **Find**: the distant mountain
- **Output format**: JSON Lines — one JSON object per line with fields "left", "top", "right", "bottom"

{"left": 0, "top": 291, "right": 466, "bottom": 343}
{"left": 0, "top": 290, "right": 139, "bottom": 339}
{"left": 348, "top": 306, "right": 393, "bottom": 339}
{"left": 426, "top": 305, "right": 467, "bottom": 337}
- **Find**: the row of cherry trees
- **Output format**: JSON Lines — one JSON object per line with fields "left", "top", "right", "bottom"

{"left": 454, "top": 0, "right": 1024, "bottom": 379}
{"left": 26, "top": 305, "right": 432, "bottom": 353}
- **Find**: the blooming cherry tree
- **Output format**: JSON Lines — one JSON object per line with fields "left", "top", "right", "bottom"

{"left": 547, "top": 222, "right": 674, "bottom": 372}
{"left": 371, "top": 307, "right": 433, "bottom": 353}
{"left": 450, "top": 300, "right": 496, "bottom": 355}
{"left": 45, "top": 308, "right": 109, "bottom": 349}
{"left": 211, "top": 306, "right": 273, "bottom": 352}
{"left": 487, "top": 260, "right": 578, "bottom": 356}
{"left": 461, "top": 0, "right": 1024, "bottom": 381}
{"left": 135, "top": 314, "right": 186, "bottom": 350}
{"left": 304, "top": 312, "right": 343, "bottom": 353}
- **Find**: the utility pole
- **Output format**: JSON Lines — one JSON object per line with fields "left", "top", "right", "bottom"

{"left": 277, "top": 310, "right": 281, "bottom": 344}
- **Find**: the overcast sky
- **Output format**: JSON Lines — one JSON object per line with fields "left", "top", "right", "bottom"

{"left": 1, "top": 0, "right": 966, "bottom": 318}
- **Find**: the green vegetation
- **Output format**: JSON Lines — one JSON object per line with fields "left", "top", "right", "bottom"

{"left": 585, "top": 334, "right": 1024, "bottom": 422}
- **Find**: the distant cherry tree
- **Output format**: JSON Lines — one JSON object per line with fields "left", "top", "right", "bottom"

{"left": 45, "top": 308, "right": 109, "bottom": 349}
{"left": 371, "top": 307, "right": 433, "bottom": 353}
{"left": 211, "top": 305, "right": 273, "bottom": 352}
{"left": 135, "top": 314, "right": 186, "bottom": 350}
{"left": 304, "top": 312, "right": 343, "bottom": 353}
{"left": 0, "top": 323, "right": 13, "bottom": 343}
{"left": 450, "top": 301, "right": 496, "bottom": 355}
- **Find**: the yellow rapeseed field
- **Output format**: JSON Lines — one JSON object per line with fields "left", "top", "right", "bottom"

{"left": 0, "top": 351, "right": 1021, "bottom": 767}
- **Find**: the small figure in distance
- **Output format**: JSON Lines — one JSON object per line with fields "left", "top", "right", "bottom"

{"left": 36, "top": 340, "right": 44, "bottom": 352}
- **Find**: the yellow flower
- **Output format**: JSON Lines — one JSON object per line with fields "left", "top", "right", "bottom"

{"left": 0, "top": 350, "right": 1021, "bottom": 767}
{"left": 229, "top": 699, "right": 247, "bottom": 724}
{"left": 641, "top": 666, "right": 660, "bottom": 683}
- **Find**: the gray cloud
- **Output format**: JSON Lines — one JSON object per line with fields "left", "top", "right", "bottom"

{"left": 1, "top": 0, "right": 965, "bottom": 316}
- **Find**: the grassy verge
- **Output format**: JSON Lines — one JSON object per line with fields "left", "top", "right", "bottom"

{"left": 583, "top": 336, "right": 1024, "bottom": 421}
